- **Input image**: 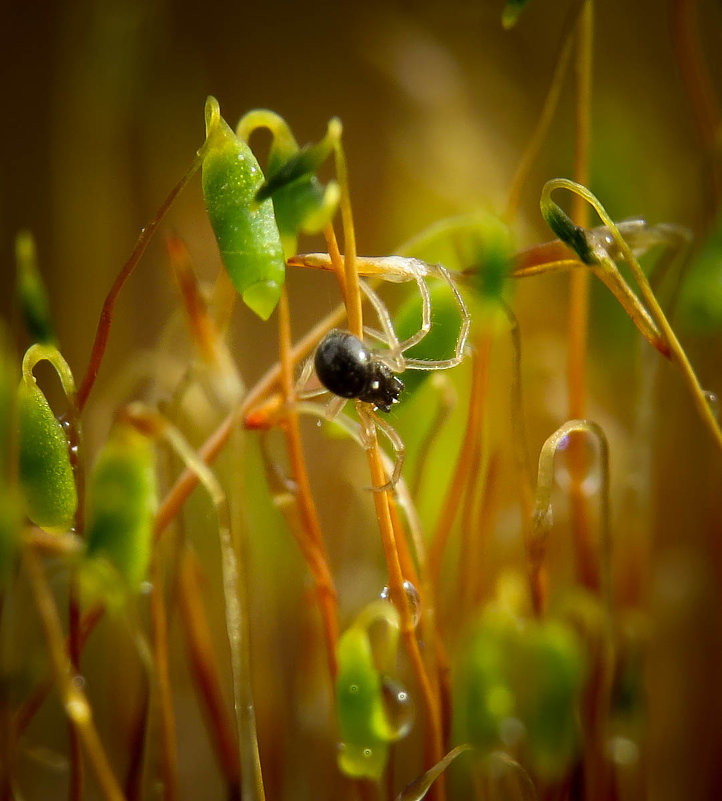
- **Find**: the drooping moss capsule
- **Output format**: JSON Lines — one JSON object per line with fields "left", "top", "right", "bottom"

{"left": 454, "top": 597, "right": 586, "bottom": 780}
{"left": 337, "top": 626, "right": 392, "bottom": 780}
{"left": 84, "top": 424, "right": 156, "bottom": 592}
{"left": 17, "top": 348, "right": 77, "bottom": 532}
{"left": 336, "top": 601, "right": 410, "bottom": 781}
{"left": 237, "top": 110, "right": 340, "bottom": 256}
{"left": 201, "top": 96, "right": 285, "bottom": 321}
{"left": 15, "top": 230, "right": 56, "bottom": 344}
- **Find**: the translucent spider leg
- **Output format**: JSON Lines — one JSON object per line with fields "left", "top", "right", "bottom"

{"left": 295, "top": 351, "right": 329, "bottom": 400}
{"left": 360, "top": 267, "right": 433, "bottom": 365}
{"left": 403, "top": 263, "right": 471, "bottom": 370}
{"left": 357, "top": 402, "right": 406, "bottom": 492}
{"left": 360, "top": 280, "right": 406, "bottom": 371}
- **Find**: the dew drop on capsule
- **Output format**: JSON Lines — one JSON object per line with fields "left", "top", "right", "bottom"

{"left": 381, "top": 676, "right": 414, "bottom": 739}
{"left": 555, "top": 435, "right": 601, "bottom": 496}
{"left": 380, "top": 580, "right": 422, "bottom": 627}
{"left": 703, "top": 390, "right": 720, "bottom": 421}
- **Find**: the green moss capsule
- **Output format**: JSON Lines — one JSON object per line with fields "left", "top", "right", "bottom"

{"left": 201, "top": 96, "right": 285, "bottom": 321}
{"left": 15, "top": 230, "right": 55, "bottom": 344}
{"left": 17, "top": 375, "right": 77, "bottom": 532}
{"left": 336, "top": 601, "right": 409, "bottom": 781}
{"left": 238, "top": 110, "right": 340, "bottom": 256}
{"left": 454, "top": 602, "right": 586, "bottom": 779}
{"left": 336, "top": 626, "right": 392, "bottom": 780}
{"left": 84, "top": 424, "right": 156, "bottom": 592}
{"left": 515, "top": 621, "right": 586, "bottom": 779}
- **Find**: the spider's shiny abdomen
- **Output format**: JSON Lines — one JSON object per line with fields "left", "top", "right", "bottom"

{"left": 314, "top": 329, "right": 404, "bottom": 413}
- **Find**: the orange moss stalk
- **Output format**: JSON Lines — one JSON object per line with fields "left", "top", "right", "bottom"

{"left": 277, "top": 287, "right": 340, "bottom": 681}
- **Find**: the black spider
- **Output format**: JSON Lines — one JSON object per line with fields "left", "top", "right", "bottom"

{"left": 314, "top": 329, "right": 404, "bottom": 413}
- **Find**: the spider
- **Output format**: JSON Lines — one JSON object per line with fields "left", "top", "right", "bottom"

{"left": 292, "top": 253, "right": 471, "bottom": 490}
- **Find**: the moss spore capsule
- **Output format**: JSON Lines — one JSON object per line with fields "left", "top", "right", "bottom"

{"left": 17, "top": 375, "right": 77, "bottom": 532}
{"left": 16, "top": 230, "right": 56, "bottom": 344}
{"left": 84, "top": 424, "right": 157, "bottom": 592}
{"left": 202, "top": 96, "right": 285, "bottom": 321}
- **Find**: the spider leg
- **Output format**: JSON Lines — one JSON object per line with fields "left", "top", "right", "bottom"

{"left": 363, "top": 325, "right": 388, "bottom": 345}
{"left": 324, "top": 394, "right": 347, "bottom": 421}
{"left": 395, "top": 267, "right": 432, "bottom": 353}
{"left": 357, "top": 403, "right": 405, "bottom": 491}
{"left": 360, "top": 281, "right": 405, "bottom": 372}
{"left": 295, "top": 353, "right": 329, "bottom": 400}
{"left": 403, "top": 263, "right": 471, "bottom": 370}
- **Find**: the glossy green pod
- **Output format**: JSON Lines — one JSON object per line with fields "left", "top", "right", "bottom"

{"left": 17, "top": 376, "right": 77, "bottom": 531}
{"left": 336, "top": 625, "right": 392, "bottom": 780}
{"left": 201, "top": 96, "right": 285, "bottom": 321}
{"left": 84, "top": 424, "right": 156, "bottom": 591}
{"left": 336, "top": 600, "right": 409, "bottom": 780}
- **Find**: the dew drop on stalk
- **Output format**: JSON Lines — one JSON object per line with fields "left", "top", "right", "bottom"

{"left": 381, "top": 675, "right": 414, "bottom": 739}
{"left": 380, "top": 579, "right": 422, "bottom": 627}
{"left": 703, "top": 390, "right": 720, "bottom": 421}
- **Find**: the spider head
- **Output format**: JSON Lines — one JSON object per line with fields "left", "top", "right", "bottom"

{"left": 358, "top": 362, "right": 404, "bottom": 413}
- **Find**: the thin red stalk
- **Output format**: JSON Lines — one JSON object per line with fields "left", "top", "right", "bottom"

{"left": 77, "top": 155, "right": 202, "bottom": 411}
{"left": 177, "top": 550, "right": 240, "bottom": 788}
{"left": 123, "top": 683, "right": 149, "bottom": 801}
{"left": 673, "top": 0, "right": 722, "bottom": 213}
{"left": 149, "top": 556, "right": 178, "bottom": 801}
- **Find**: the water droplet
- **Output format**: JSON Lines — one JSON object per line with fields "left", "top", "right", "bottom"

{"left": 381, "top": 676, "right": 414, "bottom": 739}
{"left": 555, "top": 434, "right": 602, "bottom": 496}
{"left": 349, "top": 684, "right": 359, "bottom": 695}
{"left": 380, "top": 580, "right": 422, "bottom": 627}
{"left": 362, "top": 747, "right": 373, "bottom": 759}
{"left": 704, "top": 390, "right": 720, "bottom": 420}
